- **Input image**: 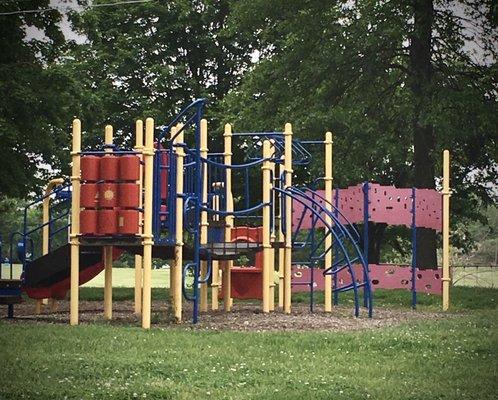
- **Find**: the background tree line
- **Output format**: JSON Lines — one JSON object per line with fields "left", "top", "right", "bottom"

{"left": 0, "top": 0, "right": 496, "bottom": 267}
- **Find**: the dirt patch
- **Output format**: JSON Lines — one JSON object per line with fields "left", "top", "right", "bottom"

{"left": 3, "top": 299, "right": 447, "bottom": 332}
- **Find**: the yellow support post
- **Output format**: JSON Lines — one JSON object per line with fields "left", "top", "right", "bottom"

{"left": 134, "top": 120, "right": 144, "bottom": 315}
{"left": 36, "top": 178, "right": 64, "bottom": 314}
{"left": 283, "top": 123, "right": 293, "bottom": 314}
{"left": 324, "top": 131, "right": 333, "bottom": 312}
{"left": 70, "top": 119, "right": 81, "bottom": 326}
{"left": 142, "top": 118, "right": 154, "bottom": 329}
{"left": 223, "top": 123, "right": 233, "bottom": 312}
{"left": 173, "top": 124, "right": 185, "bottom": 322}
{"left": 269, "top": 141, "right": 276, "bottom": 311}
{"left": 211, "top": 188, "right": 220, "bottom": 311}
{"left": 442, "top": 150, "right": 451, "bottom": 311}
{"left": 103, "top": 125, "right": 114, "bottom": 320}
{"left": 262, "top": 140, "right": 272, "bottom": 313}
{"left": 200, "top": 119, "right": 209, "bottom": 312}
{"left": 169, "top": 126, "right": 178, "bottom": 309}
{"left": 277, "top": 160, "right": 284, "bottom": 309}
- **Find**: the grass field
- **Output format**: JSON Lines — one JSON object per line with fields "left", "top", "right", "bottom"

{"left": 1, "top": 286, "right": 497, "bottom": 400}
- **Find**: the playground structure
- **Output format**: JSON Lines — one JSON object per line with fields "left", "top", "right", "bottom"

{"left": 0, "top": 99, "right": 451, "bottom": 328}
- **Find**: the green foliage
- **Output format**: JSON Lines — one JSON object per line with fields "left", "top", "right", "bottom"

{"left": 65, "top": 0, "right": 253, "bottom": 148}
{"left": 0, "top": 1, "right": 74, "bottom": 197}
{"left": 220, "top": 0, "right": 498, "bottom": 250}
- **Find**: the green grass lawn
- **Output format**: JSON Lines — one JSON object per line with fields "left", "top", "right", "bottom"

{"left": 1, "top": 286, "right": 497, "bottom": 400}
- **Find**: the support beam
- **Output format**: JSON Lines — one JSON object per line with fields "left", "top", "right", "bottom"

{"left": 283, "top": 123, "right": 293, "bottom": 314}
{"left": 104, "top": 124, "right": 113, "bottom": 320}
{"left": 223, "top": 123, "right": 233, "bottom": 311}
{"left": 173, "top": 124, "right": 185, "bottom": 322}
{"left": 269, "top": 141, "right": 276, "bottom": 311}
{"left": 278, "top": 160, "right": 284, "bottom": 309}
{"left": 211, "top": 191, "right": 220, "bottom": 311}
{"left": 70, "top": 119, "right": 81, "bottom": 326}
{"left": 134, "top": 120, "right": 144, "bottom": 315}
{"left": 262, "top": 140, "right": 272, "bottom": 313}
{"left": 324, "top": 131, "right": 333, "bottom": 312}
{"left": 442, "top": 150, "right": 451, "bottom": 311}
{"left": 142, "top": 118, "right": 154, "bottom": 329}
{"left": 200, "top": 119, "right": 209, "bottom": 312}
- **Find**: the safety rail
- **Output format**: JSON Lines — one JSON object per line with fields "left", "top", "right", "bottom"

{"left": 19, "top": 182, "right": 72, "bottom": 274}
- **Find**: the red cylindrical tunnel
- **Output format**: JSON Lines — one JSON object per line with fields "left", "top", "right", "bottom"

{"left": 117, "top": 209, "right": 139, "bottom": 235}
{"left": 119, "top": 155, "right": 140, "bottom": 181}
{"left": 100, "top": 155, "right": 119, "bottom": 181}
{"left": 98, "top": 183, "right": 118, "bottom": 208}
{"left": 118, "top": 183, "right": 140, "bottom": 208}
{"left": 80, "top": 183, "right": 99, "bottom": 209}
{"left": 98, "top": 209, "right": 118, "bottom": 235}
{"left": 80, "top": 156, "right": 100, "bottom": 182}
{"left": 80, "top": 209, "right": 98, "bottom": 235}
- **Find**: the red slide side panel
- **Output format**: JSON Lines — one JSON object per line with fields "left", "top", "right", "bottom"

{"left": 24, "top": 248, "right": 124, "bottom": 299}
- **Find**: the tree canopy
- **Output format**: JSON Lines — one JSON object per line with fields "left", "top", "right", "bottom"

{"left": 0, "top": 0, "right": 496, "bottom": 261}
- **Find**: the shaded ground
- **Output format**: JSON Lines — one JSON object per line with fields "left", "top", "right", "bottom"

{"left": 6, "top": 299, "right": 448, "bottom": 332}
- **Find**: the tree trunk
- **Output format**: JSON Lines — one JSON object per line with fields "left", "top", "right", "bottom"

{"left": 409, "top": 0, "right": 438, "bottom": 269}
{"left": 367, "top": 222, "right": 387, "bottom": 264}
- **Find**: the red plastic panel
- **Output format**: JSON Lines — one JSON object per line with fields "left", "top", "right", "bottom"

{"left": 100, "top": 155, "right": 119, "bottom": 181}
{"left": 117, "top": 209, "right": 139, "bottom": 235}
{"left": 368, "top": 184, "right": 413, "bottom": 227}
{"left": 336, "top": 185, "right": 364, "bottom": 224}
{"left": 367, "top": 264, "right": 442, "bottom": 294}
{"left": 81, "top": 156, "right": 100, "bottom": 182}
{"left": 80, "top": 209, "right": 98, "bottom": 235}
{"left": 415, "top": 189, "right": 442, "bottom": 231}
{"left": 118, "top": 183, "right": 140, "bottom": 208}
{"left": 231, "top": 226, "right": 263, "bottom": 270}
{"left": 222, "top": 227, "right": 264, "bottom": 299}
{"left": 98, "top": 209, "right": 118, "bottom": 235}
{"left": 98, "top": 183, "right": 118, "bottom": 208}
{"left": 225, "top": 267, "right": 263, "bottom": 299}
{"left": 80, "top": 183, "right": 99, "bottom": 209}
{"left": 291, "top": 266, "right": 325, "bottom": 293}
{"left": 119, "top": 155, "right": 140, "bottom": 181}
{"left": 154, "top": 143, "right": 169, "bottom": 200}
{"left": 290, "top": 264, "right": 442, "bottom": 295}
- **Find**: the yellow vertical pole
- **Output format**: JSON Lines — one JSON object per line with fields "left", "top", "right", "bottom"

{"left": 223, "top": 123, "right": 233, "bottom": 311}
{"left": 173, "top": 124, "right": 185, "bottom": 322}
{"left": 169, "top": 126, "right": 178, "bottom": 309}
{"left": 142, "top": 118, "right": 154, "bottom": 329}
{"left": 70, "top": 119, "right": 81, "bottom": 326}
{"left": 277, "top": 159, "right": 284, "bottom": 309}
{"left": 37, "top": 178, "right": 64, "bottom": 314}
{"left": 134, "top": 120, "right": 144, "bottom": 315}
{"left": 262, "top": 140, "right": 271, "bottom": 313}
{"left": 200, "top": 119, "right": 209, "bottom": 312}
{"left": 269, "top": 141, "right": 276, "bottom": 311}
{"left": 442, "top": 150, "right": 451, "bottom": 311}
{"left": 211, "top": 189, "right": 220, "bottom": 310}
{"left": 103, "top": 125, "right": 114, "bottom": 320}
{"left": 283, "top": 123, "right": 293, "bottom": 314}
{"left": 324, "top": 131, "right": 333, "bottom": 312}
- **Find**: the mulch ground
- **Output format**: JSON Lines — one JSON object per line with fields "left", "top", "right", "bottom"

{"left": 3, "top": 299, "right": 448, "bottom": 332}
